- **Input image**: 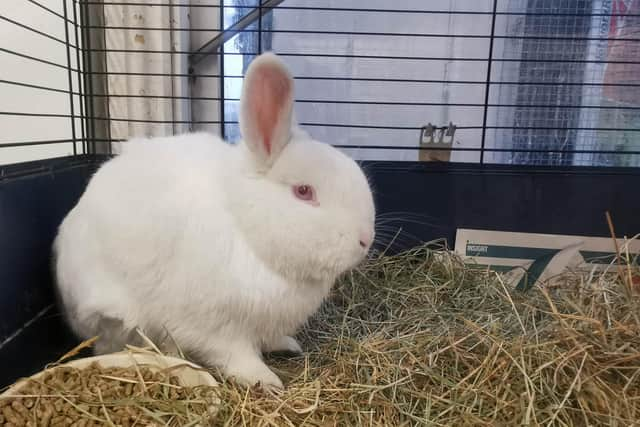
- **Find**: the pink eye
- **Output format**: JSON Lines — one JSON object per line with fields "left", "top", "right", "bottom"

{"left": 293, "top": 184, "right": 315, "bottom": 202}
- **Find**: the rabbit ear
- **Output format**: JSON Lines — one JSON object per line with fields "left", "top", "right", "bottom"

{"left": 239, "top": 52, "right": 294, "bottom": 168}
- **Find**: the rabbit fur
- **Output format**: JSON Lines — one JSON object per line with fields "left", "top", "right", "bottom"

{"left": 53, "top": 52, "right": 376, "bottom": 389}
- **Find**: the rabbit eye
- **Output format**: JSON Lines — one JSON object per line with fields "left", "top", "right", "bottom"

{"left": 293, "top": 184, "right": 316, "bottom": 202}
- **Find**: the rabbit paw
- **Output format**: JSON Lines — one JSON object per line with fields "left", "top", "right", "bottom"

{"left": 228, "top": 360, "right": 283, "bottom": 389}
{"left": 220, "top": 349, "right": 284, "bottom": 389}
{"left": 263, "top": 335, "right": 303, "bottom": 355}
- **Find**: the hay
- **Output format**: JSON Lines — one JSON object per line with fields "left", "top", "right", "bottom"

{"left": 212, "top": 243, "right": 640, "bottom": 426}
{"left": 3, "top": 242, "right": 640, "bottom": 426}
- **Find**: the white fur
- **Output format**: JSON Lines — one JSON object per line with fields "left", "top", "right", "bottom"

{"left": 53, "top": 52, "right": 375, "bottom": 389}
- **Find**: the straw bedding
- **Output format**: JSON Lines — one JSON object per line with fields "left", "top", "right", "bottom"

{"left": 2, "top": 243, "right": 639, "bottom": 426}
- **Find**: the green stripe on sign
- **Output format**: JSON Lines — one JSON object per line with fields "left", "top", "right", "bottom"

{"left": 515, "top": 249, "right": 561, "bottom": 292}
{"left": 580, "top": 251, "right": 616, "bottom": 264}
{"left": 466, "top": 264, "right": 519, "bottom": 273}
{"left": 580, "top": 250, "right": 639, "bottom": 264}
{"left": 466, "top": 243, "right": 558, "bottom": 260}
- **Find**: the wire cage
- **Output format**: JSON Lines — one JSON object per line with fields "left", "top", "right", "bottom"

{"left": 1, "top": 0, "right": 640, "bottom": 387}
{"left": 3, "top": 0, "right": 640, "bottom": 166}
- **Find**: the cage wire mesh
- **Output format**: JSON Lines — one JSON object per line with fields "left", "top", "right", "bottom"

{"left": 0, "top": 0, "right": 85, "bottom": 165}
{"left": 1, "top": 0, "right": 639, "bottom": 167}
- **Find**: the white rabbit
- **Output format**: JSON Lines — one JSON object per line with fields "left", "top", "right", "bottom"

{"left": 53, "top": 52, "right": 375, "bottom": 389}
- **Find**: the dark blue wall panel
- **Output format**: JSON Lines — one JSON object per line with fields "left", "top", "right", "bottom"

{"left": 365, "top": 162, "right": 640, "bottom": 251}
{"left": 0, "top": 157, "right": 101, "bottom": 386}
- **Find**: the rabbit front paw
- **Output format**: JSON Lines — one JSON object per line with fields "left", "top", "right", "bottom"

{"left": 217, "top": 347, "right": 284, "bottom": 389}
{"left": 228, "top": 359, "right": 283, "bottom": 389}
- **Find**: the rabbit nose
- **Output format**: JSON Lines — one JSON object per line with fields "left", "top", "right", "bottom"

{"left": 359, "top": 231, "right": 373, "bottom": 249}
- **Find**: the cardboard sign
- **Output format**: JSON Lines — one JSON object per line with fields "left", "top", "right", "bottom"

{"left": 454, "top": 229, "right": 640, "bottom": 291}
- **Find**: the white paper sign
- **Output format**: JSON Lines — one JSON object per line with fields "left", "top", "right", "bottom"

{"left": 454, "top": 229, "right": 640, "bottom": 290}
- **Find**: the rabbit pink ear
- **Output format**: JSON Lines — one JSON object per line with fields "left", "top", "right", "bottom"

{"left": 239, "top": 52, "right": 294, "bottom": 168}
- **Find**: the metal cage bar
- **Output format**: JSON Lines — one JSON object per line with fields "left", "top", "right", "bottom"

{"left": 1, "top": 1, "right": 639, "bottom": 168}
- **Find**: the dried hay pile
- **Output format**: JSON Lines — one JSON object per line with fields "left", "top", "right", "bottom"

{"left": 2, "top": 242, "right": 640, "bottom": 426}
